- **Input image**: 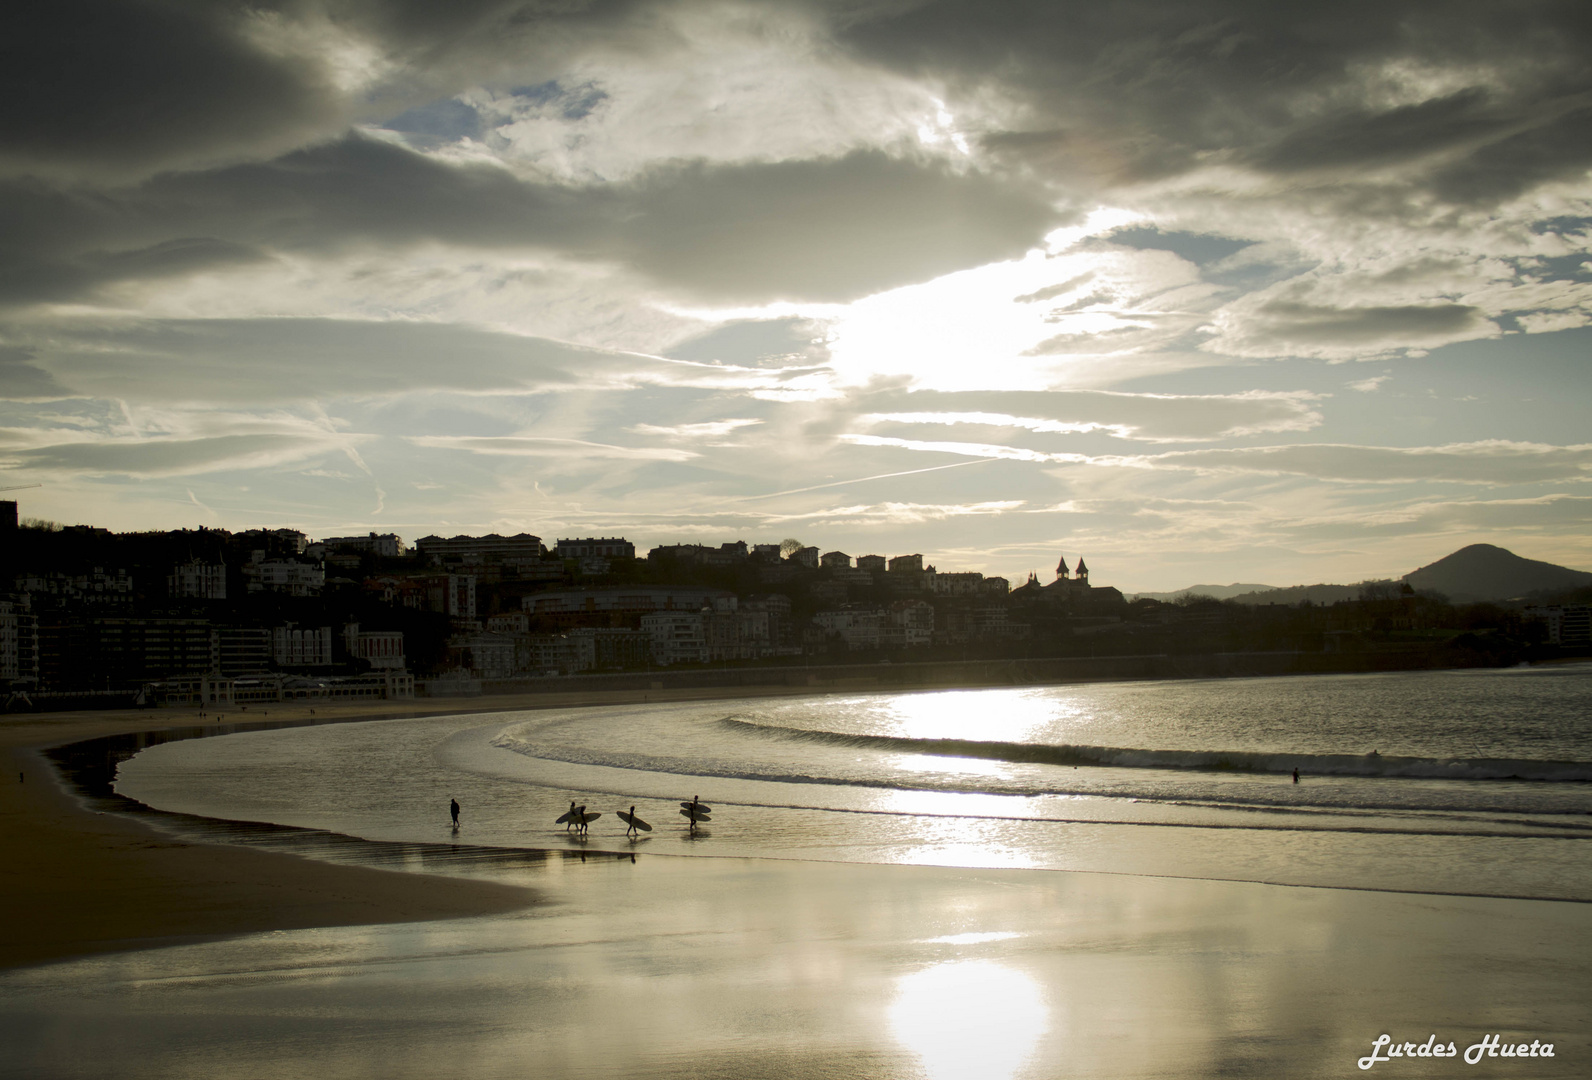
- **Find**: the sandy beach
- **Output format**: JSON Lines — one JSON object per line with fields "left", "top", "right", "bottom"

{"left": 4, "top": 692, "right": 1590, "bottom": 1078}
{"left": 0, "top": 688, "right": 829, "bottom": 969}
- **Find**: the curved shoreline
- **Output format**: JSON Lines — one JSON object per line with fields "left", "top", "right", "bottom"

{"left": 0, "top": 689, "right": 817, "bottom": 971}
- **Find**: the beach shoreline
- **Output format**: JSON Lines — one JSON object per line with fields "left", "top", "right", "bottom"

{"left": 0, "top": 683, "right": 958, "bottom": 971}
{"left": 4, "top": 686, "right": 1591, "bottom": 1077}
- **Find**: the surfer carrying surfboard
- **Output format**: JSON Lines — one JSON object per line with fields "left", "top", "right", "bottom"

{"left": 617, "top": 805, "right": 651, "bottom": 838}
{"left": 679, "top": 795, "right": 712, "bottom": 834}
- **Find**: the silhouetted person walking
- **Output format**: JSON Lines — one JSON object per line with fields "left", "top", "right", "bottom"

{"left": 450, "top": 798, "right": 460, "bottom": 827}
{"left": 1292, "top": 767, "right": 1299, "bottom": 784}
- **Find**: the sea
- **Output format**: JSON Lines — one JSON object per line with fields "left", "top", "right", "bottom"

{"left": 114, "top": 664, "right": 1592, "bottom": 901}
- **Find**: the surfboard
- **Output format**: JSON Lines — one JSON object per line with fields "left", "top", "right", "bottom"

{"left": 680, "top": 801, "right": 712, "bottom": 813}
{"left": 616, "top": 810, "right": 652, "bottom": 832}
{"left": 579, "top": 811, "right": 603, "bottom": 824}
{"left": 555, "top": 809, "right": 576, "bottom": 824}
{"left": 679, "top": 807, "right": 711, "bottom": 822}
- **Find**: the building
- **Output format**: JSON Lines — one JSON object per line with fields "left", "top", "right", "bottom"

{"left": 927, "top": 571, "right": 986, "bottom": 597}
{"left": 217, "top": 627, "right": 271, "bottom": 676}
{"left": 245, "top": 558, "right": 324, "bottom": 596}
{"left": 1524, "top": 605, "right": 1592, "bottom": 646}
{"left": 641, "top": 610, "right": 709, "bottom": 665}
{"left": 649, "top": 541, "right": 748, "bottom": 566}
{"left": 40, "top": 615, "right": 217, "bottom": 690}
{"left": 555, "top": 537, "right": 635, "bottom": 560}
{"left": 168, "top": 560, "right": 227, "bottom": 600}
{"left": 522, "top": 587, "right": 735, "bottom": 629}
{"left": 888, "top": 554, "right": 924, "bottom": 574}
{"left": 215, "top": 670, "right": 415, "bottom": 704}
{"left": 321, "top": 532, "right": 407, "bottom": 558}
{"left": 343, "top": 624, "right": 406, "bottom": 670}
{"left": 272, "top": 625, "right": 335, "bottom": 668}
{"left": 820, "top": 551, "right": 852, "bottom": 569}
{"left": 397, "top": 574, "right": 476, "bottom": 620}
{"left": 570, "top": 627, "right": 652, "bottom": 669}
{"left": 448, "top": 631, "right": 517, "bottom": 679}
{"left": 886, "top": 599, "right": 935, "bottom": 647}
{"left": 416, "top": 533, "right": 545, "bottom": 564}
{"left": 813, "top": 608, "right": 884, "bottom": 650}
{"left": 788, "top": 546, "right": 819, "bottom": 569}
{"left": 857, "top": 555, "right": 886, "bottom": 572}
{"left": 0, "top": 597, "right": 39, "bottom": 685}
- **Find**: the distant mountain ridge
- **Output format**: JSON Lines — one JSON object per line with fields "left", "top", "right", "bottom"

{"left": 1138, "top": 544, "right": 1590, "bottom": 607}
{"left": 1227, "top": 584, "right": 1366, "bottom": 606}
{"left": 1128, "top": 583, "right": 1278, "bottom": 602}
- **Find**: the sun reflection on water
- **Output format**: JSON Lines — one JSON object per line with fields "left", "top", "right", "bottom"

{"left": 883, "top": 689, "right": 1079, "bottom": 743}
{"left": 889, "top": 960, "right": 1050, "bottom": 1080}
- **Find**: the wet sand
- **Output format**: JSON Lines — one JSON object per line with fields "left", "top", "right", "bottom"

{"left": 0, "top": 685, "right": 889, "bottom": 970}
{"left": 3, "top": 696, "right": 1590, "bottom": 1078}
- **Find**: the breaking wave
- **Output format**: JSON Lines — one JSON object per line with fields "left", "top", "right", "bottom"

{"left": 718, "top": 718, "right": 1592, "bottom": 783}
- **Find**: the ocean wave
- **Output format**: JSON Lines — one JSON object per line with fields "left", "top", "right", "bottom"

{"left": 719, "top": 718, "right": 1592, "bottom": 782}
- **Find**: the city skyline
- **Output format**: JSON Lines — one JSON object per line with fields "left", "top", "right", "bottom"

{"left": 3, "top": 2, "right": 1590, "bottom": 592}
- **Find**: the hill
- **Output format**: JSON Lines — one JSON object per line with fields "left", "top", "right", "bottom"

{"left": 1402, "top": 544, "right": 1592, "bottom": 603}
{"left": 1129, "top": 583, "right": 1277, "bottom": 602}
{"left": 1227, "top": 584, "right": 1366, "bottom": 606}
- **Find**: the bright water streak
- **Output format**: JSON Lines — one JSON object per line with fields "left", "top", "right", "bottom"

{"left": 116, "top": 666, "right": 1592, "bottom": 900}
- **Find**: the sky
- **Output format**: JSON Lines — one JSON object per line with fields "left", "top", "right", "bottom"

{"left": 2, "top": 0, "right": 1590, "bottom": 592}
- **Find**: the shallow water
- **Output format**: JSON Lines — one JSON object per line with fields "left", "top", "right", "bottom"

{"left": 116, "top": 666, "right": 1592, "bottom": 900}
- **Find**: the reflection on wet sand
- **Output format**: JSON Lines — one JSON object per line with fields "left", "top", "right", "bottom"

{"left": 890, "top": 959, "right": 1049, "bottom": 1080}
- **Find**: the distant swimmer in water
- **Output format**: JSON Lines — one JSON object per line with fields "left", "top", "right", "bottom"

{"left": 450, "top": 798, "right": 460, "bottom": 827}
{"left": 1292, "top": 767, "right": 1299, "bottom": 784}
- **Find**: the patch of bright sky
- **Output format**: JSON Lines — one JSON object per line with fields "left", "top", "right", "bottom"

{"left": 666, "top": 208, "right": 1187, "bottom": 392}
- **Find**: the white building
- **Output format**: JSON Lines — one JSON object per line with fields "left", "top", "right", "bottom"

{"left": 1524, "top": 604, "right": 1591, "bottom": 645}
{"left": 555, "top": 537, "right": 635, "bottom": 559}
{"left": 248, "top": 558, "right": 325, "bottom": 596}
{"left": 321, "top": 532, "right": 407, "bottom": 558}
{"left": 168, "top": 560, "right": 227, "bottom": 600}
{"left": 641, "top": 610, "right": 708, "bottom": 666}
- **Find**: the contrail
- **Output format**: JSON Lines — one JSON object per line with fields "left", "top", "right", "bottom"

{"left": 734, "top": 457, "right": 993, "bottom": 501}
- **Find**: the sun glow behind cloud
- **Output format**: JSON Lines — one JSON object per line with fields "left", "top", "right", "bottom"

{"left": 2, "top": 1, "right": 1590, "bottom": 589}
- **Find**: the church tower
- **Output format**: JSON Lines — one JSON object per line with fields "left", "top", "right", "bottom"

{"left": 1075, "top": 557, "right": 1089, "bottom": 586}
{"left": 1055, "top": 555, "right": 1070, "bottom": 581}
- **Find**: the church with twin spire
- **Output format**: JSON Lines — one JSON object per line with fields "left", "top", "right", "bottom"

{"left": 1012, "top": 554, "right": 1123, "bottom": 607}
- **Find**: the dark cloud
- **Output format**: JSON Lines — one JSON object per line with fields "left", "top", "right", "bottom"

{"left": 0, "top": 0, "right": 332, "bottom": 180}
{"left": 838, "top": 1, "right": 1592, "bottom": 205}
{"left": 0, "top": 347, "right": 74, "bottom": 401}
{"left": 21, "top": 317, "right": 646, "bottom": 403}
{"left": 1247, "top": 300, "right": 1487, "bottom": 346}
{"left": 0, "top": 137, "right": 1062, "bottom": 306}
{"left": 1432, "top": 106, "right": 1592, "bottom": 205}
{"left": 616, "top": 152, "right": 1066, "bottom": 302}
{"left": 0, "top": 0, "right": 647, "bottom": 181}
{"left": 1107, "top": 228, "right": 1252, "bottom": 266}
